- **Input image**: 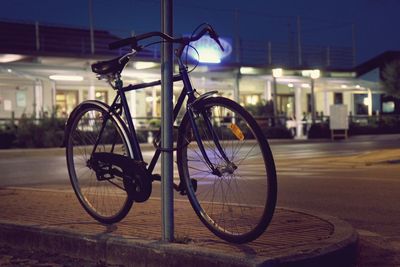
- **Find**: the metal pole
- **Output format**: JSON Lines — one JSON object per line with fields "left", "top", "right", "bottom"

{"left": 273, "top": 76, "right": 278, "bottom": 126}
{"left": 35, "top": 21, "right": 40, "bottom": 51}
{"left": 267, "top": 41, "right": 272, "bottom": 65}
{"left": 352, "top": 23, "right": 356, "bottom": 66}
{"left": 234, "top": 9, "right": 241, "bottom": 64}
{"left": 161, "top": 0, "right": 174, "bottom": 242}
{"left": 88, "top": 0, "right": 95, "bottom": 54}
{"left": 297, "top": 16, "right": 302, "bottom": 66}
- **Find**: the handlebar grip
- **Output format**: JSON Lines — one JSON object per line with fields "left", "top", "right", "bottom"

{"left": 109, "top": 37, "right": 137, "bottom": 50}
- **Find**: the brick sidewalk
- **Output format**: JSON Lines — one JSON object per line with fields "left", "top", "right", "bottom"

{"left": 0, "top": 187, "right": 357, "bottom": 266}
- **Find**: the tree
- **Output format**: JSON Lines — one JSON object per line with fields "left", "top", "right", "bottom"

{"left": 381, "top": 60, "right": 400, "bottom": 98}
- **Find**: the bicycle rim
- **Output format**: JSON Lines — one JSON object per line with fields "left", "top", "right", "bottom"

{"left": 178, "top": 97, "right": 277, "bottom": 243}
{"left": 66, "top": 103, "right": 133, "bottom": 224}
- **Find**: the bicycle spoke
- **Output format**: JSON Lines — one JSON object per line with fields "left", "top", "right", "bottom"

{"left": 67, "top": 104, "right": 133, "bottom": 224}
{"left": 178, "top": 97, "right": 276, "bottom": 243}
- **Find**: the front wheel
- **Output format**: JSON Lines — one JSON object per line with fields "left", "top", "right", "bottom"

{"left": 177, "top": 97, "right": 277, "bottom": 243}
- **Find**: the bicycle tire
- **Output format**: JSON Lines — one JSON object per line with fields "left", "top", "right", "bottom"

{"left": 177, "top": 96, "right": 277, "bottom": 243}
{"left": 65, "top": 101, "right": 134, "bottom": 224}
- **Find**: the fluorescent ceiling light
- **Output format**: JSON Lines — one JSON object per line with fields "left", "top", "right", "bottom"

{"left": 301, "top": 83, "right": 310, "bottom": 88}
{"left": 240, "top": 67, "right": 256, "bottom": 75}
{"left": 0, "top": 54, "right": 25, "bottom": 63}
{"left": 49, "top": 75, "right": 84, "bottom": 81}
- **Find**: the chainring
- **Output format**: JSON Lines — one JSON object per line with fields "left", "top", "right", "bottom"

{"left": 122, "top": 161, "right": 152, "bottom": 203}
{"left": 90, "top": 152, "right": 152, "bottom": 202}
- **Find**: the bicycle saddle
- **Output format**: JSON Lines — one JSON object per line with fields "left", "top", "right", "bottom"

{"left": 91, "top": 56, "right": 129, "bottom": 76}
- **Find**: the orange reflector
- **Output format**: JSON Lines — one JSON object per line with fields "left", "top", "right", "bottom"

{"left": 229, "top": 123, "right": 244, "bottom": 141}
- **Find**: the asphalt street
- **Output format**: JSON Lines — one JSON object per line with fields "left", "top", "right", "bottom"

{"left": 0, "top": 134, "right": 400, "bottom": 266}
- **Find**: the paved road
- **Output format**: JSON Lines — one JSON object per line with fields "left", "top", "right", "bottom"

{"left": 1, "top": 135, "right": 399, "bottom": 187}
{"left": 1, "top": 135, "right": 400, "bottom": 266}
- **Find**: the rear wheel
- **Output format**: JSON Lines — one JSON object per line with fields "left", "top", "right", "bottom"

{"left": 177, "top": 97, "right": 277, "bottom": 243}
{"left": 66, "top": 102, "right": 133, "bottom": 224}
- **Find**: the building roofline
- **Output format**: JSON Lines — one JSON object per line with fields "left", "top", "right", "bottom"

{"left": 353, "top": 51, "right": 400, "bottom": 77}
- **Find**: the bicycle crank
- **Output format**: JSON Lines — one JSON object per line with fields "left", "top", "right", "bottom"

{"left": 90, "top": 152, "right": 152, "bottom": 202}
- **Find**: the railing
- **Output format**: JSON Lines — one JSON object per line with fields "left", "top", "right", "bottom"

{"left": 1, "top": 114, "right": 400, "bottom": 149}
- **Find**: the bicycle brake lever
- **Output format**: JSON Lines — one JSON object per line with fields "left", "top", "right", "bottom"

{"left": 209, "top": 31, "right": 224, "bottom": 52}
{"left": 215, "top": 38, "right": 225, "bottom": 52}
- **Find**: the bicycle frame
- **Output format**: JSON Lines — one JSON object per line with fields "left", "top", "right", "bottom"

{"left": 101, "top": 55, "right": 231, "bottom": 179}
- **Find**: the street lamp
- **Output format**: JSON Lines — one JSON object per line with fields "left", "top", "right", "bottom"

{"left": 272, "top": 68, "right": 283, "bottom": 125}
{"left": 302, "top": 69, "right": 320, "bottom": 124}
{"left": 310, "top": 69, "right": 320, "bottom": 124}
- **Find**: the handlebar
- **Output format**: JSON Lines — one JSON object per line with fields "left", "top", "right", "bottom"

{"left": 109, "top": 25, "right": 224, "bottom": 53}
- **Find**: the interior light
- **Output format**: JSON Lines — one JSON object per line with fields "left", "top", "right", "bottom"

{"left": 7, "top": 69, "right": 12, "bottom": 73}
{"left": 49, "top": 75, "right": 84, "bottom": 81}
{"left": 301, "top": 83, "right": 310, "bottom": 88}
{"left": 341, "top": 84, "right": 347, "bottom": 89}
{"left": 356, "top": 85, "right": 361, "bottom": 89}
{"left": 0, "top": 54, "right": 25, "bottom": 63}
{"left": 133, "top": 61, "right": 158, "bottom": 70}
{"left": 288, "top": 83, "right": 294, "bottom": 88}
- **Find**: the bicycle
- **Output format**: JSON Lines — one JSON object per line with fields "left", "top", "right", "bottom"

{"left": 64, "top": 24, "right": 277, "bottom": 244}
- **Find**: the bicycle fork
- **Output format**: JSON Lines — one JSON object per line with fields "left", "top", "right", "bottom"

{"left": 187, "top": 106, "right": 237, "bottom": 177}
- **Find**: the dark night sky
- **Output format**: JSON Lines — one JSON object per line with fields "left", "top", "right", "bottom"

{"left": 1, "top": 0, "right": 399, "bottom": 64}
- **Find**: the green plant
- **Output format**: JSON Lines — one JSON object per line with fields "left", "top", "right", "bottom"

{"left": 245, "top": 100, "right": 274, "bottom": 117}
{"left": 16, "top": 114, "right": 66, "bottom": 148}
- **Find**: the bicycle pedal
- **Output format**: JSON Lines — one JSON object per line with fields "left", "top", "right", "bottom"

{"left": 191, "top": 178, "right": 197, "bottom": 193}
{"left": 152, "top": 174, "right": 161, "bottom": 181}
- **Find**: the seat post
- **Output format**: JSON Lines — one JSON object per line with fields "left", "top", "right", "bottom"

{"left": 114, "top": 72, "right": 144, "bottom": 161}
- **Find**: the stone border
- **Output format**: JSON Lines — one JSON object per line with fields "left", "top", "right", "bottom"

{"left": 0, "top": 208, "right": 358, "bottom": 267}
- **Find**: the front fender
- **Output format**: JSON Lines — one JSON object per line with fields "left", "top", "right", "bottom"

{"left": 61, "top": 100, "right": 112, "bottom": 147}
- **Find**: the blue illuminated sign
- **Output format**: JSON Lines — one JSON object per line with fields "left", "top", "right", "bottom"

{"left": 188, "top": 36, "right": 232, "bottom": 64}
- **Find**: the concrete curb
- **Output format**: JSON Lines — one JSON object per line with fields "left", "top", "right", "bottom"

{"left": 266, "top": 209, "right": 359, "bottom": 267}
{"left": 0, "top": 208, "right": 358, "bottom": 267}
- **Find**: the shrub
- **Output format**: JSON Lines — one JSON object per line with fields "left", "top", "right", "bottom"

{"left": 307, "top": 123, "right": 331, "bottom": 139}
{"left": 15, "top": 115, "right": 66, "bottom": 148}
{"left": 0, "top": 125, "right": 16, "bottom": 149}
{"left": 349, "top": 115, "right": 400, "bottom": 135}
{"left": 263, "top": 126, "right": 293, "bottom": 139}
{"left": 245, "top": 100, "right": 274, "bottom": 117}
